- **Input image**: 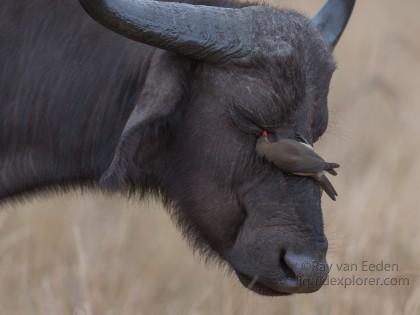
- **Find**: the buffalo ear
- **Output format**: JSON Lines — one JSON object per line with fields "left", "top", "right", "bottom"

{"left": 99, "top": 51, "right": 191, "bottom": 189}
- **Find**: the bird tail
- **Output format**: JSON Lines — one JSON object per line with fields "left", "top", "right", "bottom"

{"left": 316, "top": 173, "right": 338, "bottom": 201}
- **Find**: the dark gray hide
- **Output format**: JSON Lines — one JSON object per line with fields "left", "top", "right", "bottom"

{"left": 0, "top": 0, "right": 355, "bottom": 296}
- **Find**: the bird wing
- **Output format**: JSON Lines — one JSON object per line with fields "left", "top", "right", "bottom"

{"left": 290, "top": 155, "right": 330, "bottom": 174}
{"left": 256, "top": 138, "right": 339, "bottom": 174}
{"left": 283, "top": 149, "right": 334, "bottom": 174}
{"left": 326, "top": 168, "right": 338, "bottom": 176}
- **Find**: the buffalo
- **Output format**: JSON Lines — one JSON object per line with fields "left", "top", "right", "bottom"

{"left": 0, "top": 0, "right": 355, "bottom": 295}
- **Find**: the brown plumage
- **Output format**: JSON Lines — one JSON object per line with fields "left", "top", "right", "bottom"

{"left": 256, "top": 137, "right": 340, "bottom": 201}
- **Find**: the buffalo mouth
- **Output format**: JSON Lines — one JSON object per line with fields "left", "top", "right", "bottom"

{"left": 236, "top": 272, "right": 292, "bottom": 297}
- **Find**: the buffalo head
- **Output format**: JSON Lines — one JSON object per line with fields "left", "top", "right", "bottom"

{"left": 79, "top": 0, "right": 355, "bottom": 296}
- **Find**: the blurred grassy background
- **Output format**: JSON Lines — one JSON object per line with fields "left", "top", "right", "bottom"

{"left": 1, "top": 0, "right": 420, "bottom": 314}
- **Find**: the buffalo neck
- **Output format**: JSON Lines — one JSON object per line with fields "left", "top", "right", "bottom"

{"left": 0, "top": 1, "right": 154, "bottom": 200}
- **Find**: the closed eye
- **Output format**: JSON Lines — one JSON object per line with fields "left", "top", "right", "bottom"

{"left": 229, "top": 106, "right": 261, "bottom": 135}
{"left": 229, "top": 103, "right": 285, "bottom": 136}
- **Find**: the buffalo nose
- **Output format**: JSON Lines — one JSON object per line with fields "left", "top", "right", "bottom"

{"left": 280, "top": 251, "right": 329, "bottom": 293}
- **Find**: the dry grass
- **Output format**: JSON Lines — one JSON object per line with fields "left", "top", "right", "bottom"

{"left": 1, "top": 0, "right": 420, "bottom": 314}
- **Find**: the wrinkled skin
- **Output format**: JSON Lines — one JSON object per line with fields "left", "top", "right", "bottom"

{"left": 155, "top": 32, "right": 335, "bottom": 294}
{"left": 0, "top": 0, "right": 343, "bottom": 296}
{"left": 119, "top": 16, "right": 336, "bottom": 293}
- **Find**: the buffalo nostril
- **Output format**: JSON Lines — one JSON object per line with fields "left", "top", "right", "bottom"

{"left": 279, "top": 249, "right": 297, "bottom": 280}
{"left": 282, "top": 252, "right": 329, "bottom": 293}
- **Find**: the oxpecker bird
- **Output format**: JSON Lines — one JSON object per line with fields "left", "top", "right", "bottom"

{"left": 256, "top": 135, "right": 340, "bottom": 200}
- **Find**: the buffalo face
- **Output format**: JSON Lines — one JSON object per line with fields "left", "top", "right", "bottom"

{"left": 80, "top": 0, "right": 355, "bottom": 295}
{"left": 160, "top": 36, "right": 334, "bottom": 295}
